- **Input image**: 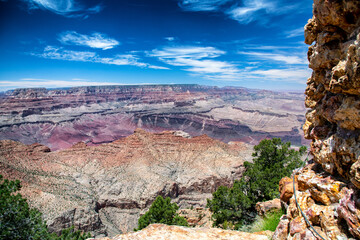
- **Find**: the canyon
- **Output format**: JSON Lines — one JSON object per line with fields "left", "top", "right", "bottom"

{"left": 0, "top": 129, "right": 252, "bottom": 237}
{"left": 0, "top": 84, "right": 307, "bottom": 150}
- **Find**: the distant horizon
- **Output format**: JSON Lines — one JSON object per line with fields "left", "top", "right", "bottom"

{"left": 1, "top": 83, "right": 306, "bottom": 93}
{"left": 0, "top": 0, "right": 313, "bottom": 92}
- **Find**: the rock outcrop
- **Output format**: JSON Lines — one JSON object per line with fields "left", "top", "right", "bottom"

{"left": 177, "top": 207, "right": 213, "bottom": 228}
{"left": 0, "top": 84, "right": 308, "bottom": 150}
{"left": 274, "top": 0, "right": 360, "bottom": 239}
{"left": 97, "top": 224, "right": 272, "bottom": 240}
{"left": 0, "top": 129, "right": 252, "bottom": 237}
{"left": 255, "top": 198, "right": 281, "bottom": 216}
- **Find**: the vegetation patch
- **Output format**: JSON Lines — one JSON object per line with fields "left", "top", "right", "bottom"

{"left": 0, "top": 175, "right": 91, "bottom": 240}
{"left": 135, "top": 195, "right": 188, "bottom": 231}
{"left": 207, "top": 138, "right": 306, "bottom": 229}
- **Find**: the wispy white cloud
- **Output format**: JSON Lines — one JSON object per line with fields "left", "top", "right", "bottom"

{"left": 178, "top": 0, "right": 299, "bottom": 24}
{"left": 58, "top": 31, "right": 120, "bottom": 50}
{"left": 179, "top": 0, "right": 231, "bottom": 11}
{"left": 149, "top": 46, "right": 239, "bottom": 80}
{"left": 284, "top": 27, "right": 304, "bottom": 38}
{"left": 31, "top": 46, "right": 169, "bottom": 69}
{"left": 0, "top": 79, "right": 116, "bottom": 90}
{"left": 165, "top": 37, "right": 175, "bottom": 42}
{"left": 0, "top": 80, "right": 165, "bottom": 91}
{"left": 250, "top": 68, "right": 311, "bottom": 83}
{"left": 238, "top": 51, "right": 307, "bottom": 64}
{"left": 22, "top": 0, "right": 102, "bottom": 18}
{"left": 243, "top": 45, "right": 302, "bottom": 50}
{"left": 227, "top": 0, "right": 277, "bottom": 24}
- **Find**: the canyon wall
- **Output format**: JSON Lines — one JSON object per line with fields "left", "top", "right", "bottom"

{"left": 274, "top": 0, "right": 360, "bottom": 239}
{"left": 0, "top": 129, "right": 252, "bottom": 237}
{"left": 0, "top": 85, "right": 307, "bottom": 150}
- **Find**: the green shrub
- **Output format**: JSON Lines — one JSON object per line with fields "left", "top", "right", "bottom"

{"left": 135, "top": 195, "right": 188, "bottom": 231}
{"left": 0, "top": 175, "right": 91, "bottom": 240}
{"left": 207, "top": 138, "right": 306, "bottom": 229}
{"left": 249, "top": 209, "right": 285, "bottom": 232}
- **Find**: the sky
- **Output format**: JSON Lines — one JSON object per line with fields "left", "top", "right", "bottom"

{"left": 0, "top": 0, "right": 314, "bottom": 91}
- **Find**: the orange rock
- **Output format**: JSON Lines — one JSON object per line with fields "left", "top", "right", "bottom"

{"left": 279, "top": 177, "right": 296, "bottom": 203}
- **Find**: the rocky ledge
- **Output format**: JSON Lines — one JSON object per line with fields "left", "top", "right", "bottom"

{"left": 96, "top": 224, "right": 272, "bottom": 240}
{"left": 0, "top": 129, "right": 252, "bottom": 237}
{"left": 273, "top": 0, "right": 360, "bottom": 239}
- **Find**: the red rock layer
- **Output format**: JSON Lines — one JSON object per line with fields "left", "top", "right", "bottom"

{"left": 0, "top": 84, "right": 307, "bottom": 150}
{"left": 0, "top": 129, "right": 252, "bottom": 237}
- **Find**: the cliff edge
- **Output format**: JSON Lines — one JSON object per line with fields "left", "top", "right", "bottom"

{"left": 273, "top": 0, "right": 360, "bottom": 239}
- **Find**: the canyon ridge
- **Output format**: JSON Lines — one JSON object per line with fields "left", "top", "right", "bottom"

{"left": 0, "top": 84, "right": 307, "bottom": 150}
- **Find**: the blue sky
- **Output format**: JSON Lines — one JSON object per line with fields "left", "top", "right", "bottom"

{"left": 0, "top": 0, "right": 313, "bottom": 91}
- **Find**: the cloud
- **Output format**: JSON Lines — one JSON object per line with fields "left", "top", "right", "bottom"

{"left": 149, "top": 45, "right": 239, "bottom": 80}
{"left": 178, "top": 0, "right": 299, "bottom": 24}
{"left": 22, "top": 0, "right": 102, "bottom": 18}
{"left": 31, "top": 46, "right": 168, "bottom": 69}
{"left": 227, "top": 0, "right": 277, "bottom": 24}
{"left": 0, "top": 79, "right": 116, "bottom": 90}
{"left": 238, "top": 51, "right": 307, "bottom": 64}
{"left": 0, "top": 79, "right": 164, "bottom": 91}
{"left": 179, "top": 0, "right": 231, "bottom": 11}
{"left": 165, "top": 37, "right": 175, "bottom": 42}
{"left": 250, "top": 68, "right": 311, "bottom": 83}
{"left": 285, "top": 27, "right": 304, "bottom": 38}
{"left": 58, "top": 31, "right": 120, "bottom": 50}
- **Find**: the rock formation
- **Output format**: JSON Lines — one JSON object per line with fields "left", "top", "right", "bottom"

{"left": 96, "top": 224, "right": 272, "bottom": 240}
{"left": 274, "top": 0, "right": 360, "bottom": 239}
{"left": 255, "top": 198, "right": 281, "bottom": 216}
{"left": 0, "top": 129, "right": 252, "bottom": 237}
{"left": 177, "top": 207, "right": 213, "bottom": 228}
{"left": 0, "top": 84, "right": 307, "bottom": 150}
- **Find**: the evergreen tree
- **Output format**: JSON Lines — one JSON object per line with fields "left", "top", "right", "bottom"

{"left": 0, "top": 175, "right": 91, "bottom": 240}
{"left": 207, "top": 138, "right": 306, "bottom": 229}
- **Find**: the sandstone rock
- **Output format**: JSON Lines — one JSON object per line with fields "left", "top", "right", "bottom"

{"left": 105, "top": 224, "right": 272, "bottom": 240}
{"left": 272, "top": 215, "right": 290, "bottom": 240}
{"left": 274, "top": 0, "right": 360, "bottom": 240}
{"left": 255, "top": 198, "right": 281, "bottom": 216}
{"left": 279, "top": 177, "right": 296, "bottom": 203}
{"left": 275, "top": 1, "right": 360, "bottom": 238}
{"left": 337, "top": 188, "right": 360, "bottom": 239}
{"left": 0, "top": 129, "right": 253, "bottom": 237}
{"left": 177, "top": 207, "right": 213, "bottom": 228}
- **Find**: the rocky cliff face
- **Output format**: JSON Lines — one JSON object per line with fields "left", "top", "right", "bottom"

{"left": 274, "top": 0, "right": 360, "bottom": 239}
{"left": 0, "top": 84, "right": 307, "bottom": 150}
{"left": 0, "top": 129, "right": 252, "bottom": 237}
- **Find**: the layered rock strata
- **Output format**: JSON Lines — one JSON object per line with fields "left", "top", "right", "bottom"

{"left": 274, "top": 0, "right": 360, "bottom": 239}
{"left": 0, "top": 84, "right": 307, "bottom": 150}
{"left": 0, "top": 129, "right": 252, "bottom": 237}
